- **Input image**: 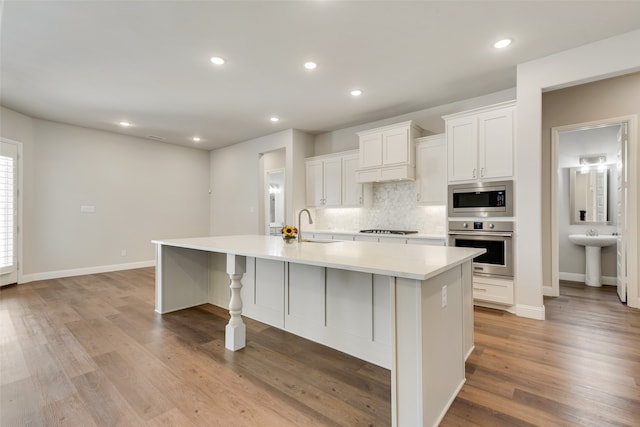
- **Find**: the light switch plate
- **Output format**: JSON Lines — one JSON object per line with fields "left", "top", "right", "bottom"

{"left": 441, "top": 285, "right": 448, "bottom": 308}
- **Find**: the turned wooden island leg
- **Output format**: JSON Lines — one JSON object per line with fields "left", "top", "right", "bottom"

{"left": 226, "top": 254, "right": 247, "bottom": 350}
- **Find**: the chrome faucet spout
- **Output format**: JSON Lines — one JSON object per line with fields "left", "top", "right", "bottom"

{"left": 298, "top": 209, "right": 313, "bottom": 242}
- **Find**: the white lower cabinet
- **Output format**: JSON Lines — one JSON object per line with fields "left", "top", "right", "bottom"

{"left": 239, "top": 260, "right": 392, "bottom": 368}
{"left": 311, "top": 232, "right": 333, "bottom": 240}
{"left": 472, "top": 275, "right": 514, "bottom": 305}
{"left": 354, "top": 234, "right": 380, "bottom": 242}
{"left": 286, "top": 264, "right": 325, "bottom": 328}
{"left": 407, "top": 238, "right": 446, "bottom": 246}
{"left": 302, "top": 232, "right": 446, "bottom": 246}
{"left": 239, "top": 258, "right": 285, "bottom": 329}
{"left": 378, "top": 236, "right": 406, "bottom": 244}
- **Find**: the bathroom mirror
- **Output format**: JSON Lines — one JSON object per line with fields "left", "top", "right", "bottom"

{"left": 569, "top": 166, "right": 611, "bottom": 224}
{"left": 265, "top": 168, "right": 285, "bottom": 235}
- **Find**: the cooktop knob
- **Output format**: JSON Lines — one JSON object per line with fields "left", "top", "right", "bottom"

{"left": 463, "top": 223, "right": 468, "bottom": 228}
{"left": 489, "top": 223, "right": 495, "bottom": 229}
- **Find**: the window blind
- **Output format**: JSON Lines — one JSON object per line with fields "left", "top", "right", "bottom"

{"left": 0, "top": 153, "right": 15, "bottom": 272}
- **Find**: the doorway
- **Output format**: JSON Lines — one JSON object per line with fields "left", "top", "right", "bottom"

{"left": 258, "top": 148, "right": 286, "bottom": 236}
{"left": 1, "top": 138, "right": 21, "bottom": 286}
{"left": 550, "top": 118, "right": 631, "bottom": 302}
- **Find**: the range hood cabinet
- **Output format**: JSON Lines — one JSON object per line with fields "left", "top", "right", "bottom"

{"left": 355, "top": 120, "right": 422, "bottom": 183}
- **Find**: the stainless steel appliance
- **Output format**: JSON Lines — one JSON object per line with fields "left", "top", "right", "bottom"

{"left": 448, "top": 221, "right": 514, "bottom": 278}
{"left": 448, "top": 180, "right": 513, "bottom": 217}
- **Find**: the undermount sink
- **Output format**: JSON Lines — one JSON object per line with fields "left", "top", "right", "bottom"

{"left": 568, "top": 234, "right": 617, "bottom": 287}
{"left": 568, "top": 234, "right": 617, "bottom": 247}
{"left": 301, "top": 239, "right": 339, "bottom": 243}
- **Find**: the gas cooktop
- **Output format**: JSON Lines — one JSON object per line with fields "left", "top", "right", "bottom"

{"left": 359, "top": 229, "right": 419, "bottom": 235}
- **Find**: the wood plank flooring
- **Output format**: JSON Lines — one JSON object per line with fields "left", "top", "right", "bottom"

{"left": 1, "top": 271, "right": 638, "bottom": 426}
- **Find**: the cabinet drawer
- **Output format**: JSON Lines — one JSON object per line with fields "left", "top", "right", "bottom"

{"left": 472, "top": 277, "right": 513, "bottom": 305}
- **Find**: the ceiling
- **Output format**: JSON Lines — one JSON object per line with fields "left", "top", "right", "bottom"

{"left": 2, "top": 1, "right": 640, "bottom": 151}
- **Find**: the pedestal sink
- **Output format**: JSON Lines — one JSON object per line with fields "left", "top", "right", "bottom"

{"left": 568, "top": 234, "right": 617, "bottom": 287}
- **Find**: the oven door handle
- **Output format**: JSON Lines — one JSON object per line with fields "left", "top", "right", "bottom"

{"left": 448, "top": 231, "right": 513, "bottom": 237}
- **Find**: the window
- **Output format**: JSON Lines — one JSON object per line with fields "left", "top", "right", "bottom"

{"left": 0, "top": 141, "right": 18, "bottom": 282}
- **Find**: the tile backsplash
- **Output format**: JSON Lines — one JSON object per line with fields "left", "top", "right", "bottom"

{"left": 310, "top": 181, "right": 446, "bottom": 234}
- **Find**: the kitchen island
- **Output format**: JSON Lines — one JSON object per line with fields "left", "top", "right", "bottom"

{"left": 152, "top": 235, "right": 483, "bottom": 427}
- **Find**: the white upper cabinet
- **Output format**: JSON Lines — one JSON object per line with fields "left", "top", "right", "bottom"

{"left": 446, "top": 116, "right": 478, "bottom": 182}
{"left": 342, "top": 153, "right": 371, "bottom": 206}
{"left": 305, "top": 156, "right": 342, "bottom": 207}
{"left": 415, "top": 134, "right": 447, "bottom": 205}
{"left": 478, "top": 107, "right": 514, "bottom": 180}
{"left": 356, "top": 121, "right": 422, "bottom": 183}
{"left": 359, "top": 133, "right": 384, "bottom": 169}
{"left": 444, "top": 101, "right": 516, "bottom": 183}
{"left": 306, "top": 151, "right": 370, "bottom": 208}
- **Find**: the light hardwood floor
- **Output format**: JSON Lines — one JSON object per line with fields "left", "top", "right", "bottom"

{"left": 1, "top": 271, "right": 638, "bottom": 426}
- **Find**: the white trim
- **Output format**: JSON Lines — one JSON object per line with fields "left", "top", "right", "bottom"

{"left": 515, "top": 304, "right": 545, "bottom": 320}
{"left": 550, "top": 116, "right": 636, "bottom": 299}
{"left": 473, "top": 300, "right": 515, "bottom": 314}
{"left": 550, "top": 115, "right": 638, "bottom": 307}
{"left": 550, "top": 127, "right": 561, "bottom": 297}
{"left": 558, "top": 272, "right": 617, "bottom": 286}
{"left": 20, "top": 260, "right": 155, "bottom": 283}
{"left": 0, "top": 137, "right": 23, "bottom": 286}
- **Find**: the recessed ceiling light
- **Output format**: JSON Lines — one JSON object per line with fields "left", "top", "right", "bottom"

{"left": 119, "top": 121, "right": 131, "bottom": 127}
{"left": 270, "top": 116, "right": 280, "bottom": 123}
{"left": 350, "top": 89, "right": 363, "bottom": 97}
{"left": 493, "top": 38, "right": 512, "bottom": 49}
{"left": 192, "top": 137, "right": 201, "bottom": 142}
{"left": 210, "top": 56, "right": 225, "bottom": 65}
{"left": 304, "top": 61, "right": 317, "bottom": 70}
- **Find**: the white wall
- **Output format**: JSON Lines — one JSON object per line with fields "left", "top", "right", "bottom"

{"left": 209, "top": 129, "right": 313, "bottom": 235}
{"left": 0, "top": 107, "right": 210, "bottom": 281}
{"left": 517, "top": 29, "right": 640, "bottom": 315}
{"left": 313, "top": 88, "right": 516, "bottom": 155}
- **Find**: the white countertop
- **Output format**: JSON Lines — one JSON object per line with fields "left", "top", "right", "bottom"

{"left": 153, "top": 235, "right": 482, "bottom": 281}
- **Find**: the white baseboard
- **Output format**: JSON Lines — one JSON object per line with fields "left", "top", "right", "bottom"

{"left": 559, "top": 272, "right": 616, "bottom": 286}
{"left": 515, "top": 304, "right": 545, "bottom": 320}
{"left": 20, "top": 260, "right": 155, "bottom": 284}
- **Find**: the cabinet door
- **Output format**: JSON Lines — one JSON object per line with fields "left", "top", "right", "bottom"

{"left": 406, "top": 238, "right": 446, "bottom": 246}
{"left": 354, "top": 234, "right": 379, "bottom": 242}
{"left": 382, "top": 126, "right": 410, "bottom": 166}
{"left": 416, "top": 136, "right": 447, "bottom": 205}
{"left": 305, "top": 159, "right": 324, "bottom": 206}
{"left": 342, "top": 154, "right": 363, "bottom": 206}
{"left": 323, "top": 157, "right": 342, "bottom": 206}
{"left": 478, "top": 108, "right": 514, "bottom": 179}
{"left": 359, "top": 133, "right": 383, "bottom": 169}
{"left": 447, "top": 117, "right": 477, "bottom": 182}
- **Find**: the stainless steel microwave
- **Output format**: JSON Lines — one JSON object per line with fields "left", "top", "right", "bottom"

{"left": 448, "top": 180, "right": 513, "bottom": 217}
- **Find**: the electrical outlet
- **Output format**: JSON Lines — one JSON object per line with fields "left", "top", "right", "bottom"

{"left": 441, "top": 285, "right": 447, "bottom": 308}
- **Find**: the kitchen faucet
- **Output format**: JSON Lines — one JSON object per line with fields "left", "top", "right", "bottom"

{"left": 298, "top": 209, "right": 313, "bottom": 242}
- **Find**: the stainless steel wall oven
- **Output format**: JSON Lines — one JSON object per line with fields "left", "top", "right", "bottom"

{"left": 448, "top": 221, "right": 514, "bottom": 278}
